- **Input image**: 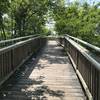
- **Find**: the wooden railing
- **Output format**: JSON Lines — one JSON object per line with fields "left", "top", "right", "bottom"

{"left": 59, "top": 35, "right": 100, "bottom": 100}
{"left": 0, "top": 35, "right": 46, "bottom": 86}
{"left": 66, "top": 34, "right": 100, "bottom": 52}
{"left": 0, "top": 34, "right": 39, "bottom": 48}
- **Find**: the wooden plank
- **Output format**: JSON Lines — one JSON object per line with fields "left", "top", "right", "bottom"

{"left": 0, "top": 41, "right": 86, "bottom": 100}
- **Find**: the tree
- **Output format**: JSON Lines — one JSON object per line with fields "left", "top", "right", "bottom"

{"left": 53, "top": 1, "right": 100, "bottom": 46}
{"left": 9, "top": 0, "right": 51, "bottom": 37}
{"left": 0, "top": 0, "right": 10, "bottom": 39}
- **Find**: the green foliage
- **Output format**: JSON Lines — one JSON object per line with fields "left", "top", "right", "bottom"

{"left": 0, "top": 0, "right": 99, "bottom": 48}
{"left": 9, "top": 0, "right": 50, "bottom": 37}
{"left": 0, "top": 0, "right": 55, "bottom": 39}
{"left": 0, "top": 0, "right": 10, "bottom": 40}
{"left": 53, "top": 1, "right": 100, "bottom": 47}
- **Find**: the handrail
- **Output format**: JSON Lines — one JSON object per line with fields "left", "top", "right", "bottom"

{"left": 59, "top": 36, "right": 100, "bottom": 100}
{"left": 0, "top": 36, "right": 40, "bottom": 54}
{"left": 0, "top": 34, "right": 39, "bottom": 47}
{"left": 0, "top": 35, "right": 46, "bottom": 87}
{"left": 65, "top": 34, "right": 100, "bottom": 53}
{"left": 65, "top": 37, "right": 100, "bottom": 71}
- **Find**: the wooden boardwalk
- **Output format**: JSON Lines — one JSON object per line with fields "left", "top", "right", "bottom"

{"left": 0, "top": 41, "right": 86, "bottom": 100}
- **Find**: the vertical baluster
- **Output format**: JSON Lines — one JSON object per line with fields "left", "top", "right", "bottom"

{"left": 98, "top": 72, "right": 100, "bottom": 100}
{"left": 0, "top": 54, "right": 2, "bottom": 78}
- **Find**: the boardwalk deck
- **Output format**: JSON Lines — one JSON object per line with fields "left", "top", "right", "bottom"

{"left": 0, "top": 41, "right": 86, "bottom": 100}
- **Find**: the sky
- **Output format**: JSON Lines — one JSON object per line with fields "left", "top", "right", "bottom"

{"left": 65, "top": 0, "right": 100, "bottom": 5}
{"left": 86, "top": 0, "right": 100, "bottom": 4}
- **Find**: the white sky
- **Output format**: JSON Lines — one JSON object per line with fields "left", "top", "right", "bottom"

{"left": 65, "top": 0, "right": 100, "bottom": 4}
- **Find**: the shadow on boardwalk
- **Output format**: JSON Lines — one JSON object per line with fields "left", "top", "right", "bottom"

{"left": 0, "top": 41, "right": 86, "bottom": 100}
{"left": 0, "top": 41, "right": 65, "bottom": 100}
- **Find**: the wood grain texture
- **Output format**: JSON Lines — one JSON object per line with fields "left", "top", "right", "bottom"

{"left": 0, "top": 41, "right": 86, "bottom": 100}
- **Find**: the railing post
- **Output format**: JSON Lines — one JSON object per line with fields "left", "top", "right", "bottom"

{"left": 98, "top": 73, "right": 100, "bottom": 100}
{"left": 11, "top": 49, "right": 14, "bottom": 70}
{"left": 76, "top": 50, "right": 79, "bottom": 70}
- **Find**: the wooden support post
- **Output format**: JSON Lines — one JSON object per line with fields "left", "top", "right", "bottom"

{"left": 98, "top": 73, "right": 100, "bottom": 100}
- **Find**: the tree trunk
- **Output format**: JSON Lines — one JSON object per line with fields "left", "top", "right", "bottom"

{"left": 1, "top": 20, "right": 6, "bottom": 40}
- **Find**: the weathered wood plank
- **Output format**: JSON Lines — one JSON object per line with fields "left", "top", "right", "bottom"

{"left": 0, "top": 41, "right": 86, "bottom": 100}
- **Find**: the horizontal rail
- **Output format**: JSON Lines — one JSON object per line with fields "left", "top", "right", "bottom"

{"left": 59, "top": 36, "right": 100, "bottom": 100}
{"left": 0, "top": 34, "right": 39, "bottom": 48}
{"left": 0, "top": 36, "right": 46, "bottom": 87}
{"left": 65, "top": 37, "right": 100, "bottom": 71}
{"left": 65, "top": 34, "right": 100, "bottom": 53}
{"left": 0, "top": 36, "right": 40, "bottom": 54}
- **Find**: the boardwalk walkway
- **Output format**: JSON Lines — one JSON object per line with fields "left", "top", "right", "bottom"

{"left": 0, "top": 41, "right": 86, "bottom": 100}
